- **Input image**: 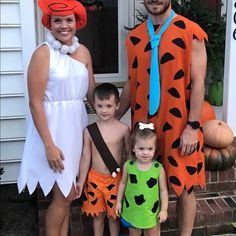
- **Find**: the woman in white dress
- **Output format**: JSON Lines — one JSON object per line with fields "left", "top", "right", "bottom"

{"left": 17, "top": 0, "right": 95, "bottom": 235}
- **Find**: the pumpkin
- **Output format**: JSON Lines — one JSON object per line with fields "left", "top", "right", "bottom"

{"left": 204, "top": 145, "right": 236, "bottom": 171}
{"left": 208, "top": 80, "right": 223, "bottom": 106}
{"left": 200, "top": 101, "right": 216, "bottom": 125}
{"left": 203, "top": 120, "right": 234, "bottom": 148}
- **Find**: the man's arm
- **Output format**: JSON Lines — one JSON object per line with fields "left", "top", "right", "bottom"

{"left": 180, "top": 39, "right": 207, "bottom": 156}
{"left": 116, "top": 81, "right": 130, "bottom": 120}
{"left": 124, "top": 126, "right": 131, "bottom": 161}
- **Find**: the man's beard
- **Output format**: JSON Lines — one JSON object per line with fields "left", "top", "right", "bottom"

{"left": 144, "top": 0, "right": 171, "bottom": 16}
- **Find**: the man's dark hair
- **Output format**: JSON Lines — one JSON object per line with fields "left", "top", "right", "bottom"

{"left": 94, "top": 83, "right": 120, "bottom": 104}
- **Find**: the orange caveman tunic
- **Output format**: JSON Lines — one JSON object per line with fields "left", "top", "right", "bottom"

{"left": 125, "top": 14, "right": 208, "bottom": 196}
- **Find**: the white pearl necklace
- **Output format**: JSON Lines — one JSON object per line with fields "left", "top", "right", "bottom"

{"left": 46, "top": 32, "right": 80, "bottom": 54}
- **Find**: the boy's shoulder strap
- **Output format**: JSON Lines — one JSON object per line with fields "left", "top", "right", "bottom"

{"left": 87, "top": 122, "right": 120, "bottom": 177}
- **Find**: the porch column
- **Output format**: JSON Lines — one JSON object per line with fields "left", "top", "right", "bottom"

{"left": 223, "top": 0, "right": 236, "bottom": 135}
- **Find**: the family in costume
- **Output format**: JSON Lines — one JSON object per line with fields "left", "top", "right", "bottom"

{"left": 116, "top": 122, "right": 168, "bottom": 236}
{"left": 76, "top": 83, "right": 130, "bottom": 236}
{"left": 17, "top": 0, "right": 95, "bottom": 235}
{"left": 117, "top": 0, "right": 208, "bottom": 235}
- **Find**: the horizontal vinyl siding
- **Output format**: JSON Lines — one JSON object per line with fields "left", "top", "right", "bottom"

{"left": 0, "top": 0, "right": 28, "bottom": 184}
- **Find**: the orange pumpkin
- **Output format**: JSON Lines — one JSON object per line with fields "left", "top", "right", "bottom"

{"left": 200, "top": 101, "right": 216, "bottom": 125}
{"left": 203, "top": 120, "right": 234, "bottom": 148}
{"left": 204, "top": 145, "right": 236, "bottom": 170}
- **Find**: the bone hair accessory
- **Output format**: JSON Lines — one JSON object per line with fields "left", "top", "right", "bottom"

{"left": 138, "top": 122, "right": 155, "bottom": 130}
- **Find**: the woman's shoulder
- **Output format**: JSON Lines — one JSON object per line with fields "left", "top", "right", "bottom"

{"left": 73, "top": 43, "right": 92, "bottom": 65}
{"left": 33, "top": 43, "right": 50, "bottom": 57}
{"left": 30, "top": 43, "right": 50, "bottom": 64}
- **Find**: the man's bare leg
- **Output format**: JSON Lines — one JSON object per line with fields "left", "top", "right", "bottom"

{"left": 177, "top": 190, "right": 196, "bottom": 236}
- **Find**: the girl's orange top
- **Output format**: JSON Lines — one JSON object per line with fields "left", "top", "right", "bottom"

{"left": 125, "top": 14, "right": 208, "bottom": 196}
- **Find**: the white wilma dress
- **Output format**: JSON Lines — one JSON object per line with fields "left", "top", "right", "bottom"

{"left": 17, "top": 42, "right": 89, "bottom": 197}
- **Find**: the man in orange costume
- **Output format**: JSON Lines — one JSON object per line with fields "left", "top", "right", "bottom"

{"left": 117, "top": 0, "right": 208, "bottom": 235}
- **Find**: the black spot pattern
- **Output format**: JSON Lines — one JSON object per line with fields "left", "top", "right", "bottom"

{"left": 135, "top": 103, "right": 141, "bottom": 110}
{"left": 132, "top": 57, "right": 138, "bottom": 69}
{"left": 88, "top": 191, "right": 95, "bottom": 197}
{"left": 107, "top": 200, "right": 114, "bottom": 208}
{"left": 197, "top": 162, "right": 203, "bottom": 173}
{"left": 147, "top": 68, "right": 150, "bottom": 74}
{"left": 134, "top": 194, "right": 145, "bottom": 205}
{"left": 130, "top": 36, "right": 141, "bottom": 45}
{"left": 186, "top": 99, "right": 190, "bottom": 110}
{"left": 124, "top": 196, "right": 130, "bottom": 208}
{"left": 196, "top": 141, "right": 200, "bottom": 152}
{"left": 137, "top": 81, "right": 140, "bottom": 88}
{"left": 91, "top": 199, "right": 98, "bottom": 205}
{"left": 110, "top": 194, "right": 117, "bottom": 200}
{"left": 154, "top": 162, "right": 160, "bottom": 168}
{"left": 160, "top": 52, "right": 175, "bottom": 64}
{"left": 172, "top": 38, "right": 186, "bottom": 49}
{"left": 107, "top": 184, "right": 115, "bottom": 191}
{"left": 151, "top": 200, "right": 159, "bottom": 213}
{"left": 193, "top": 34, "right": 198, "bottom": 40}
{"left": 169, "top": 176, "right": 182, "bottom": 186}
{"left": 130, "top": 174, "right": 138, "bottom": 184}
{"left": 174, "top": 20, "right": 186, "bottom": 29}
{"left": 174, "top": 69, "right": 184, "bottom": 80}
{"left": 186, "top": 82, "right": 191, "bottom": 90}
{"left": 82, "top": 193, "right": 88, "bottom": 201}
{"left": 144, "top": 42, "right": 151, "bottom": 52}
{"left": 171, "top": 138, "right": 180, "bottom": 149}
{"left": 146, "top": 178, "right": 157, "bottom": 188}
{"left": 162, "top": 122, "right": 173, "bottom": 132}
{"left": 90, "top": 182, "right": 97, "bottom": 189}
{"left": 169, "top": 107, "right": 182, "bottom": 118}
{"left": 187, "top": 185, "right": 194, "bottom": 194}
{"left": 186, "top": 166, "right": 197, "bottom": 175}
{"left": 168, "top": 87, "right": 180, "bottom": 98}
{"left": 168, "top": 156, "right": 178, "bottom": 167}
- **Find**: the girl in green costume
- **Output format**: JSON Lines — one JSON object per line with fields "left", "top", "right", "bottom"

{"left": 116, "top": 122, "right": 168, "bottom": 236}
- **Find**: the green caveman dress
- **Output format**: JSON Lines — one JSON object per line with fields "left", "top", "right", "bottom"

{"left": 121, "top": 160, "right": 162, "bottom": 229}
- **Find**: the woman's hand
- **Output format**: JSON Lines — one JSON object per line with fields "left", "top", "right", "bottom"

{"left": 45, "top": 144, "right": 65, "bottom": 173}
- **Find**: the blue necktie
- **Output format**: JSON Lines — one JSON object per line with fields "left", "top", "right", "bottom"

{"left": 148, "top": 10, "right": 175, "bottom": 115}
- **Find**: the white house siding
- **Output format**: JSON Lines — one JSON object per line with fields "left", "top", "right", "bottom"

{"left": 0, "top": 0, "right": 36, "bottom": 184}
